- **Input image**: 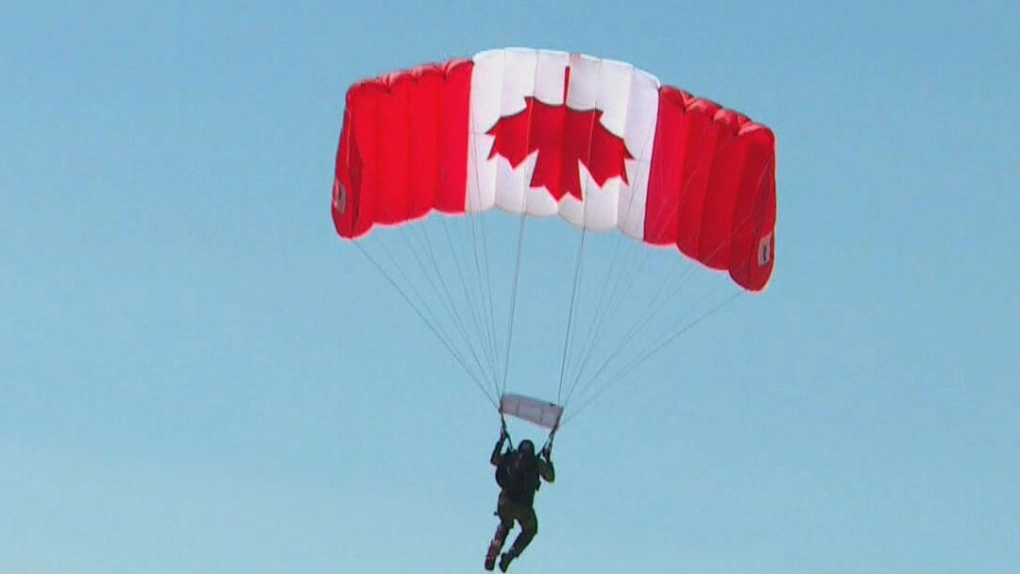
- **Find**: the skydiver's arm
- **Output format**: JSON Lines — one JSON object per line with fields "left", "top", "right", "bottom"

{"left": 538, "top": 456, "right": 555, "bottom": 483}
{"left": 490, "top": 432, "right": 508, "bottom": 466}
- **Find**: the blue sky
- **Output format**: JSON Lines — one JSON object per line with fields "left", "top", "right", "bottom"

{"left": 2, "top": 0, "right": 1018, "bottom": 572}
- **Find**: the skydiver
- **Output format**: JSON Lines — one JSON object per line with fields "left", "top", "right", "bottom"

{"left": 484, "top": 425, "right": 555, "bottom": 572}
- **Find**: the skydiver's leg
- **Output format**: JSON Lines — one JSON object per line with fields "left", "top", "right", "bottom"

{"left": 485, "top": 495, "right": 514, "bottom": 571}
{"left": 499, "top": 507, "right": 537, "bottom": 572}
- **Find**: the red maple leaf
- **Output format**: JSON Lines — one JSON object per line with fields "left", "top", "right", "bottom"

{"left": 485, "top": 67, "right": 633, "bottom": 202}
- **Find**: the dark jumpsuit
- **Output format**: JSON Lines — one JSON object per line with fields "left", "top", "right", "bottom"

{"left": 485, "top": 435, "right": 555, "bottom": 567}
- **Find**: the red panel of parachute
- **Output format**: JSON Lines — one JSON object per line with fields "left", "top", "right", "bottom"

{"left": 646, "top": 87, "right": 776, "bottom": 291}
{"left": 331, "top": 59, "right": 473, "bottom": 240}
{"left": 331, "top": 51, "right": 777, "bottom": 292}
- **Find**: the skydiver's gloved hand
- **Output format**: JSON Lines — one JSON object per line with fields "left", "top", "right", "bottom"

{"left": 492, "top": 420, "right": 510, "bottom": 466}
{"left": 540, "top": 444, "right": 552, "bottom": 461}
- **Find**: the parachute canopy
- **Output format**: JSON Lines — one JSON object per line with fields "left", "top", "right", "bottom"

{"left": 333, "top": 47, "right": 776, "bottom": 292}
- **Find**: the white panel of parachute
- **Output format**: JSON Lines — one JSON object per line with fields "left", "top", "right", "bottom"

{"left": 500, "top": 393, "right": 564, "bottom": 430}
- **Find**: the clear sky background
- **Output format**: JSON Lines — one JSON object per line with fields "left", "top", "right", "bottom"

{"left": 2, "top": 1, "right": 1018, "bottom": 573}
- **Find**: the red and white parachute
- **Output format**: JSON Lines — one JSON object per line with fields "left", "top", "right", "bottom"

{"left": 331, "top": 48, "right": 777, "bottom": 437}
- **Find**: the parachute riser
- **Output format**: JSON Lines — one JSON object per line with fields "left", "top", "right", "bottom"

{"left": 499, "top": 415, "right": 557, "bottom": 459}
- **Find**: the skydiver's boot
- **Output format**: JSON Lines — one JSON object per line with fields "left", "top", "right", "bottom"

{"left": 499, "top": 527, "right": 534, "bottom": 572}
{"left": 484, "top": 522, "right": 510, "bottom": 571}
{"left": 498, "top": 550, "right": 516, "bottom": 572}
{"left": 484, "top": 547, "right": 498, "bottom": 571}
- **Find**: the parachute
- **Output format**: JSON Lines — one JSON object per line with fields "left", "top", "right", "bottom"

{"left": 331, "top": 47, "right": 777, "bottom": 440}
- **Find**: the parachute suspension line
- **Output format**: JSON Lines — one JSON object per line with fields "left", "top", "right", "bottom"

{"left": 569, "top": 275, "right": 733, "bottom": 411}
{"left": 561, "top": 240, "right": 655, "bottom": 408}
{"left": 459, "top": 214, "right": 501, "bottom": 396}
{"left": 563, "top": 200, "right": 765, "bottom": 419}
{"left": 462, "top": 209, "right": 502, "bottom": 396}
{"left": 556, "top": 227, "right": 588, "bottom": 404}
{"left": 561, "top": 231, "right": 625, "bottom": 403}
{"left": 499, "top": 212, "right": 529, "bottom": 398}
{"left": 562, "top": 155, "right": 712, "bottom": 408}
{"left": 566, "top": 251, "right": 719, "bottom": 409}
{"left": 572, "top": 254, "right": 698, "bottom": 394}
{"left": 362, "top": 235, "right": 463, "bottom": 364}
{"left": 570, "top": 232, "right": 626, "bottom": 365}
{"left": 351, "top": 241, "right": 498, "bottom": 409}
{"left": 558, "top": 121, "right": 666, "bottom": 409}
{"left": 399, "top": 224, "right": 492, "bottom": 388}
{"left": 560, "top": 288, "right": 742, "bottom": 427}
{"left": 438, "top": 217, "right": 500, "bottom": 394}
{"left": 394, "top": 225, "right": 494, "bottom": 397}
{"left": 474, "top": 216, "right": 503, "bottom": 394}
{"left": 561, "top": 194, "right": 679, "bottom": 408}
{"left": 435, "top": 219, "right": 501, "bottom": 399}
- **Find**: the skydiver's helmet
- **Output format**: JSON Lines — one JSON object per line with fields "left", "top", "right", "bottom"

{"left": 517, "top": 439, "right": 535, "bottom": 458}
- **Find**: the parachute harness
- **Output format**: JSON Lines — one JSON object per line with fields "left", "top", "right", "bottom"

{"left": 500, "top": 414, "right": 557, "bottom": 458}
